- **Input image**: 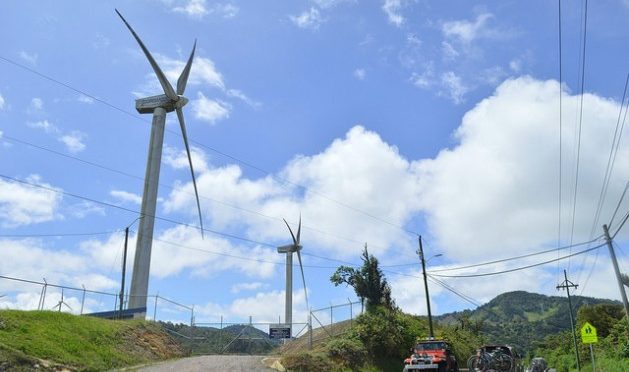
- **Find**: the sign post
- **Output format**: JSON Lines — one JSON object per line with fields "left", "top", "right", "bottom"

{"left": 580, "top": 322, "right": 598, "bottom": 372}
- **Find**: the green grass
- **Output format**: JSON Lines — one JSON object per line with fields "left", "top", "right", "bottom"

{"left": 0, "top": 310, "right": 183, "bottom": 371}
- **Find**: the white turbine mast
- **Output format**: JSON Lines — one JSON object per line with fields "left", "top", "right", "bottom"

{"left": 116, "top": 9, "right": 204, "bottom": 312}
{"left": 277, "top": 216, "right": 309, "bottom": 332}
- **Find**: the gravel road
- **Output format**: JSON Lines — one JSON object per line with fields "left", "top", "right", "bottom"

{"left": 135, "top": 355, "right": 276, "bottom": 372}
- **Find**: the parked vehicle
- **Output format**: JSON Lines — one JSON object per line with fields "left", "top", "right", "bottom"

{"left": 526, "top": 357, "right": 549, "bottom": 372}
{"left": 467, "top": 345, "right": 524, "bottom": 372}
{"left": 403, "top": 339, "right": 459, "bottom": 372}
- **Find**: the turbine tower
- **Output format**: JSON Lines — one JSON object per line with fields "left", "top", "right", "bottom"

{"left": 116, "top": 10, "right": 204, "bottom": 311}
{"left": 277, "top": 216, "right": 309, "bottom": 332}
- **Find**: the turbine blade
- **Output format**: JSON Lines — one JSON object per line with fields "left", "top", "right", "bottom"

{"left": 63, "top": 302, "right": 73, "bottom": 311}
{"left": 177, "top": 40, "right": 196, "bottom": 95}
{"left": 296, "top": 214, "right": 301, "bottom": 245}
{"left": 176, "top": 108, "right": 204, "bottom": 238}
{"left": 296, "top": 250, "right": 309, "bottom": 311}
{"left": 115, "top": 9, "right": 178, "bottom": 101}
{"left": 283, "top": 218, "right": 297, "bottom": 245}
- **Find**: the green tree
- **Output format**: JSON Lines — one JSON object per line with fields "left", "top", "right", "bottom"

{"left": 330, "top": 246, "right": 395, "bottom": 311}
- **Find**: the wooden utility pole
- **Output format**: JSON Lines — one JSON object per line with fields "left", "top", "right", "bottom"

{"left": 418, "top": 236, "right": 435, "bottom": 338}
{"left": 557, "top": 269, "right": 581, "bottom": 371}
{"left": 602, "top": 224, "right": 629, "bottom": 321}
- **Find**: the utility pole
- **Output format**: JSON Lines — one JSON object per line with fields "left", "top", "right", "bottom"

{"left": 418, "top": 235, "right": 435, "bottom": 338}
{"left": 603, "top": 224, "right": 629, "bottom": 321}
{"left": 557, "top": 269, "right": 581, "bottom": 371}
{"left": 119, "top": 227, "right": 129, "bottom": 319}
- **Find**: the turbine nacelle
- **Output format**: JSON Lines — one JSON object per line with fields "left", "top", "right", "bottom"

{"left": 135, "top": 94, "right": 189, "bottom": 114}
{"left": 277, "top": 243, "right": 302, "bottom": 254}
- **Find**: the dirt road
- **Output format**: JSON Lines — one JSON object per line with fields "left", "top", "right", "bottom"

{"left": 135, "top": 355, "right": 276, "bottom": 371}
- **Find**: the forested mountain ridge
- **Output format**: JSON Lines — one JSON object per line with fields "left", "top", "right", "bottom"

{"left": 435, "top": 291, "right": 620, "bottom": 352}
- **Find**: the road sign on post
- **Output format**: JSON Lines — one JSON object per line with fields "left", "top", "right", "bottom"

{"left": 269, "top": 324, "right": 291, "bottom": 339}
{"left": 581, "top": 322, "right": 598, "bottom": 344}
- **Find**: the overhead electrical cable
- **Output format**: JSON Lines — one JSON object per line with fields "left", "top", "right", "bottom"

{"left": 0, "top": 54, "right": 416, "bottom": 237}
{"left": 567, "top": 0, "right": 589, "bottom": 274}
{"left": 427, "top": 275, "right": 481, "bottom": 308}
{"left": 575, "top": 73, "right": 629, "bottom": 286}
{"left": 0, "top": 230, "right": 120, "bottom": 238}
{"left": 2, "top": 134, "right": 387, "bottom": 251}
{"left": 428, "top": 242, "right": 605, "bottom": 278}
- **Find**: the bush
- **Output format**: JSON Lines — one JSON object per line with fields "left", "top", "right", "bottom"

{"left": 281, "top": 351, "right": 335, "bottom": 371}
{"left": 353, "top": 307, "right": 406, "bottom": 359}
{"left": 326, "top": 337, "right": 367, "bottom": 369}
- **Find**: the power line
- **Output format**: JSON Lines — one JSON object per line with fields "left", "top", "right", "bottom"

{"left": 567, "top": 0, "right": 589, "bottom": 275}
{"left": 2, "top": 134, "right": 386, "bottom": 251}
{"left": 0, "top": 230, "right": 119, "bottom": 238}
{"left": 0, "top": 173, "right": 275, "bottom": 248}
{"left": 0, "top": 54, "right": 416, "bottom": 237}
{"left": 383, "top": 237, "right": 602, "bottom": 271}
{"left": 428, "top": 242, "right": 605, "bottom": 278}
{"left": 427, "top": 275, "right": 481, "bottom": 308}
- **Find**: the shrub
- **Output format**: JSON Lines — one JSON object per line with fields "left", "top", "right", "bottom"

{"left": 281, "top": 351, "right": 335, "bottom": 371}
{"left": 326, "top": 337, "right": 367, "bottom": 369}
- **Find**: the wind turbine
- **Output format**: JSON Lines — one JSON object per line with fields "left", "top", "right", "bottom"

{"left": 116, "top": 9, "right": 204, "bottom": 311}
{"left": 51, "top": 289, "right": 72, "bottom": 313}
{"left": 277, "top": 216, "right": 309, "bottom": 333}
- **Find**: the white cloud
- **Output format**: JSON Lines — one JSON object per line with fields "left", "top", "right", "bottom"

{"left": 509, "top": 59, "right": 522, "bottom": 72}
{"left": 441, "top": 41, "right": 459, "bottom": 61}
{"left": 439, "top": 71, "right": 469, "bottom": 104}
{"left": 171, "top": 0, "right": 239, "bottom": 19}
{"left": 415, "top": 77, "right": 629, "bottom": 263}
{"left": 0, "top": 175, "right": 62, "bottom": 228}
{"left": 164, "top": 144, "right": 209, "bottom": 173}
{"left": 0, "top": 93, "right": 5, "bottom": 110}
{"left": 382, "top": 0, "right": 405, "bottom": 27}
{"left": 29, "top": 97, "right": 44, "bottom": 113}
{"left": 353, "top": 68, "right": 366, "bottom": 80}
{"left": 289, "top": 8, "right": 324, "bottom": 30}
{"left": 172, "top": 0, "right": 208, "bottom": 18}
{"left": 227, "top": 89, "right": 261, "bottom": 108}
{"left": 192, "top": 92, "right": 231, "bottom": 124}
{"left": 442, "top": 13, "right": 494, "bottom": 44}
{"left": 110, "top": 190, "right": 142, "bottom": 205}
{"left": 59, "top": 131, "right": 86, "bottom": 153}
{"left": 19, "top": 51, "right": 38, "bottom": 66}
{"left": 27, "top": 119, "right": 58, "bottom": 134}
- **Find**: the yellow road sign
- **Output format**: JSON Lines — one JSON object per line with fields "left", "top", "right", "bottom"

{"left": 581, "top": 322, "right": 598, "bottom": 344}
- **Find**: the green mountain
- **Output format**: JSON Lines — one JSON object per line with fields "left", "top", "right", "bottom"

{"left": 435, "top": 291, "right": 620, "bottom": 354}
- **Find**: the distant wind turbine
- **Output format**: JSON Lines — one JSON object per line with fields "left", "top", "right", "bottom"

{"left": 116, "top": 9, "right": 204, "bottom": 311}
{"left": 277, "top": 216, "right": 309, "bottom": 332}
{"left": 51, "top": 289, "right": 72, "bottom": 313}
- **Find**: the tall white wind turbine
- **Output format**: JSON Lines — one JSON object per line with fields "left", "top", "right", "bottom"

{"left": 277, "top": 216, "right": 309, "bottom": 332}
{"left": 116, "top": 9, "right": 204, "bottom": 311}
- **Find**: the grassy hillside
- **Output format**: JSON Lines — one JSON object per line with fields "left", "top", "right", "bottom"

{"left": 0, "top": 310, "right": 184, "bottom": 371}
{"left": 436, "top": 291, "right": 619, "bottom": 353}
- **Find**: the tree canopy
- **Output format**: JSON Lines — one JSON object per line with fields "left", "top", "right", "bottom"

{"left": 330, "top": 246, "right": 395, "bottom": 311}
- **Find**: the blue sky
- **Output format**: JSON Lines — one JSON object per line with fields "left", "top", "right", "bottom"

{"left": 1, "top": 0, "right": 629, "bottom": 324}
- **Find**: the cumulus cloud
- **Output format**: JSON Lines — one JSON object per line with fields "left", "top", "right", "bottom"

{"left": 192, "top": 92, "right": 231, "bottom": 124}
{"left": 415, "top": 77, "right": 629, "bottom": 261}
{"left": 289, "top": 8, "right": 324, "bottom": 30}
{"left": 439, "top": 71, "right": 469, "bottom": 104}
{"left": 0, "top": 175, "right": 62, "bottom": 228}
{"left": 164, "top": 144, "right": 209, "bottom": 173}
{"left": 172, "top": 0, "right": 208, "bottom": 18}
{"left": 0, "top": 93, "right": 5, "bottom": 110}
{"left": 231, "top": 282, "right": 267, "bottom": 293}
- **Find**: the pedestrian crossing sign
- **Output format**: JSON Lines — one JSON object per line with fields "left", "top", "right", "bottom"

{"left": 580, "top": 322, "right": 598, "bottom": 344}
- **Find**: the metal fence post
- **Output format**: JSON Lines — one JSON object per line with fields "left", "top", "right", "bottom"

{"left": 80, "top": 285, "right": 86, "bottom": 315}
{"left": 308, "top": 310, "right": 313, "bottom": 350}
{"left": 153, "top": 293, "right": 159, "bottom": 321}
{"left": 219, "top": 315, "right": 223, "bottom": 354}
{"left": 330, "top": 304, "right": 333, "bottom": 336}
{"left": 348, "top": 298, "right": 353, "bottom": 328}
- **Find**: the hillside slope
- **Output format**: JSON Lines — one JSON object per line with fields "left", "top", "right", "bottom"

{"left": 436, "top": 291, "right": 619, "bottom": 352}
{"left": 0, "top": 310, "right": 184, "bottom": 371}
